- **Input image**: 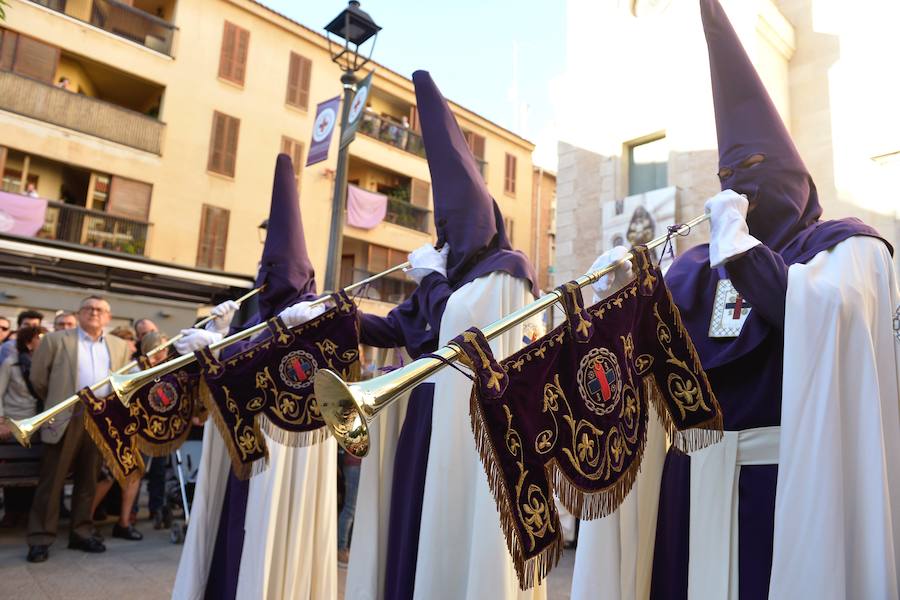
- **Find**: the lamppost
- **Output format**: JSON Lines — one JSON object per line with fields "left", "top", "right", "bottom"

{"left": 322, "top": 1, "right": 381, "bottom": 291}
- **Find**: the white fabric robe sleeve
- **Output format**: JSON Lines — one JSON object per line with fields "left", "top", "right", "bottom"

{"left": 346, "top": 347, "right": 412, "bottom": 600}
{"left": 413, "top": 272, "right": 546, "bottom": 600}
{"left": 171, "top": 423, "right": 231, "bottom": 600}
{"left": 770, "top": 235, "right": 900, "bottom": 599}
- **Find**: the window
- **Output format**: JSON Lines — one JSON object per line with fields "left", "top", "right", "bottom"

{"left": 504, "top": 153, "right": 517, "bottom": 195}
{"left": 0, "top": 30, "right": 60, "bottom": 83}
{"left": 281, "top": 136, "right": 305, "bottom": 190}
{"left": 286, "top": 52, "right": 312, "bottom": 110}
{"left": 208, "top": 111, "right": 240, "bottom": 177}
{"left": 627, "top": 135, "right": 668, "bottom": 195}
{"left": 197, "top": 204, "right": 230, "bottom": 269}
{"left": 504, "top": 217, "right": 515, "bottom": 245}
{"left": 464, "top": 131, "right": 486, "bottom": 160}
{"left": 108, "top": 176, "right": 152, "bottom": 221}
{"left": 410, "top": 178, "right": 430, "bottom": 208}
{"left": 218, "top": 21, "right": 250, "bottom": 86}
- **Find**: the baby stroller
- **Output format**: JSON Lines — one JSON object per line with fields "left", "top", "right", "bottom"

{"left": 157, "top": 440, "right": 202, "bottom": 544}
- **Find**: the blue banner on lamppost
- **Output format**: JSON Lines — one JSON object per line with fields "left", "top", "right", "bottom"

{"left": 306, "top": 95, "right": 341, "bottom": 166}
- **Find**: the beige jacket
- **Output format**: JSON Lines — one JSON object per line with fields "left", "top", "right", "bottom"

{"left": 29, "top": 328, "right": 131, "bottom": 444}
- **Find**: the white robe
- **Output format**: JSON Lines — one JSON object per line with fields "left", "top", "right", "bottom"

{"left": 236, "top": 435, "right": 337, "bottom": 600}
{"left": 345, "top": 348, "right": 411, "bottom": 600}
{"left": 570, "top": 408, "right": 666, "bottom": 600}
{"left": 568, "top": 235, "right": 900, "bottom": 600}
{"left": 769, "top": 235, "right": 900, "bottom": 599}
{"left": 413, "top": 272, "right": 547, "bottom": 600}
{"left": 171, "top": 420, "right": 337, "bottom": 600}
{"left": 172, "top": 423, "right": 230, "bottom": 600}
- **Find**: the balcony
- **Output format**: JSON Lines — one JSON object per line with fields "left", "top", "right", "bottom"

{"left": 358, "top": 112, "right": 426, "bottom": 158}
{"left": 26, "top": 0, "right": 176, "bottom": 56}
{"left": 0, "top": 70, "right": 164, "bottom": 154}
{"left": 385, "top": 196, "right": 430, "bottom": 233}
{"left": 39, "top": 199, "right": 151, "bottom": 256}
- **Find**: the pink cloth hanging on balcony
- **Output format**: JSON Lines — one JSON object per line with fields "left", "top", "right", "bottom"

{"left": 0, "top": 192, "right": 48, "bottom": 237}
{"left": 346, "top": 184, "right": 387, "bottom": 230}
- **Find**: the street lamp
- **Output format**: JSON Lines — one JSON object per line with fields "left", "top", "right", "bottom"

{"left": 322, "top": 1, "right": 381, "bottom": 292}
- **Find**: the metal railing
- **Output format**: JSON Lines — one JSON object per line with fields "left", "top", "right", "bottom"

{"left": 357, "top": 112, "right": 426, "bottom": 158}
{"left": 341, "top": 267, "right": 415, "bottom": 305}
{"left": 385, "top": 197, "right": 430, "bottom": 233}
{"left": 0, "top": 70, "right": 164, "bottom": 154}
{"left": 90, "top": 0, "right": 175, "bottom": 55}
{"left": 39, "top": 200, "right": 151, "bottom": 256}
{"left": 26, "top": 0, "right": 175, "bottom": 56}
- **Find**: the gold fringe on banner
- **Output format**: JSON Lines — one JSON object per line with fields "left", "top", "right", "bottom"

{"left": 258, "top": 415, "right": 331, "bottom": 448}
{"left": 200, "top": 378, "right": 268, "bottom": 480}
{"left": 83, "top": 414, "right": 145, "bottom": 489}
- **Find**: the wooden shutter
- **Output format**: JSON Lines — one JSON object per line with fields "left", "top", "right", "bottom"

{"left": 196, "top": 204, "right": 230, "bottom": 269}
{"left": 11, "top": 34, "right": 59, "bottom": 83}
{"left": 410, "top": 178, "right": 430, "bottom": 208}
{"left": 504, "top": 153, "right": 517, "bottom": 195}
{"left": 0, "top": 30, "right": 16, "bottom": 71}
{"left": 280, "top": 136, "right": 304, "bottom": 189}
{"left": 504, "top": 217, "right": 515, "bottom": 245}
{"left": 408, "top": 105, "right": 421, "bottom": 133}
{"left": 107, "top": 176, "right": 152, "bottom": 221}
{"left": 219, "top": 21, "right": 250, "bottom": 85}
{"left": 463, "top": 131, "right": 486, "bottom": 160}
{"left": 367, "top": 244, "right": 389, "bottom": 274}
{"left": 208, "top": 111, "right": 240, "bottom": 177}
{"left": 286, "top": 52, "right": 312, "bottom": 110}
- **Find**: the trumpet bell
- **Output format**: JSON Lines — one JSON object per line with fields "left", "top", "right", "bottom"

{"left": 5, "top": 417, "right": 36, "bottom": 448}
{"left": 108, "top": 371, "right": 143, "bottom": 405}
{"left": 316, "top": 369, "right": 372, "bottom": 458}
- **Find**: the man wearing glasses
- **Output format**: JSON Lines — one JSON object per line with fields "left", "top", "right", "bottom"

{"left": 24, "top": 296, "right": 131, "bottom": 563}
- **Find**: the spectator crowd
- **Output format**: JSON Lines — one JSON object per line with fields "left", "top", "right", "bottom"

{"left": 0, "top": 298, "right": 179, "bottom": 562}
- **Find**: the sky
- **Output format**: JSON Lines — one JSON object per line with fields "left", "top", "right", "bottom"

{"left": 259, "top": 0, "right": 566, "bottom": 170}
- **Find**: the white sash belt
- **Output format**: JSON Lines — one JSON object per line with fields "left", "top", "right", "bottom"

{"left": 687, "top": 426, "right": 780, "bottom": 600}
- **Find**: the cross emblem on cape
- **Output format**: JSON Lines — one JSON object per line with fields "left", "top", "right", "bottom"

{"left": 709, "top": 278, "right": 752, "bottom": 338}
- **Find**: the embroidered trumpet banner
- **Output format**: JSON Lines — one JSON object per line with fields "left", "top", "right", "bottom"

{"left": 455, "top": 245, "right": 722, "bottom": 590}
{"left": 79, "top": 366, "right": 204, "bottom": 487}
{"left": 196, "top": 291, "right": 360, "bottom": 479}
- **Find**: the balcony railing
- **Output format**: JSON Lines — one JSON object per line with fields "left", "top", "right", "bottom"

{"left": 342, "top": 268, "right": 415, "bottom": 305}
{"left": 385, "top": 197, "right": 430, "bottom": 233}
{"left": 358, "top": 112, "right": 426, "bottom": 158}
{"left": 38, "top": 200, "right": 151, "bottom": 256}
{"left": 0, "top": 70, "right": 164, "bottom": 154}
{"left": 26, "top": 0, "right": 175, "bottom": 56}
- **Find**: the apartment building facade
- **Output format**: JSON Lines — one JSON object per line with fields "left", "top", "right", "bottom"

{"left": 0, "top": 0, "right": 536, "bottom": 325}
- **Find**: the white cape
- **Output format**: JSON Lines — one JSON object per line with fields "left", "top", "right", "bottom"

{"left": 172, "top": 423, "right": 230, "bottom": 600}
{"left": 570, "top": 409, "right": 666, "bottom": 600}
{"left": 345, "top": 348, "right": 411, "bottom": 600}
{"left": 171, "top": 423, "right": 337, "bottom": 600}
{"left": 236, "top": 434, "right": 337, "bottom": 600}
{"left": 413, "top": 271, "right": 546, "bottom": 600}
{"left": 769, "top": 235, "right": 900, "bottom": 599}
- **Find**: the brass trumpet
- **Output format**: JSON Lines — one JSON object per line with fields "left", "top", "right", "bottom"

{"left": 104, "top": 261, "right": 413, "bottom": 406}
{"left": 5, "top": 286, "right": 263, "bottom": 447}
{"left": 316, "top": 213, "right": 712, "bottom": 457}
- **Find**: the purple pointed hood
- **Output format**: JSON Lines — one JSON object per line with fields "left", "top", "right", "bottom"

{"left": 664, "top": 0, "right": 886, "bottom": 371}
{"left": 254, "top": 153, "right": 318, "bottom": 319}
{"left": 412, "top": 70, "right": 537, "bottom": 296}
{"left": 702, "top": 0, "right": 821, "bottom": 253}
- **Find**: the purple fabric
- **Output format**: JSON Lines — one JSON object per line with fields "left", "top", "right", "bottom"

{"left": 206, "top": 153, "right": 318, "bottom": 600}
{"left": 667, "top": 0, "right": 889, "bottom": 372}
{"left": 0, "top": 191, "right": 48, "bottom": 236}
{"left": 382, "top": 383, "right": 434, "bottom": 600}
{"left": 346, "top": 184, "right": 387, "bottom": 229}
{"left": 412, "top": 70, "right": 537, "bottom": 297}
{"left": 465, "top": 247, "right": 721, "bottom": 589}
{"left": 78, "top": 388, "right": 144, "bottom": 485}
{"left": 196, "top": 297, "right": 359, "bottom": 479}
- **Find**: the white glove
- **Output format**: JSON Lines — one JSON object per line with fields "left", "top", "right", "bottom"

{"left": 278, "top": 301, "right": 327, "bottom": 328}
{"left": 205, "top": 300, "right": 239, "bottom": 335}
{"left": 405, "top": 244, "right": 450, "bottom": 284}
{"left": 173, "top": 328, "right": 222, "bottom": 355}
{"left": 589, "top": 246, "right": 634, "bottom": 301}
{"left": 706, "top": 189, "right": 761, "bottom": 268}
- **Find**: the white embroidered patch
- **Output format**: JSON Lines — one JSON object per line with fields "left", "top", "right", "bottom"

{"left": 709, "top": 279, "right": 752, "bottom": 338}
{"left": 893, "top": 304, "right": 900, "bottom": 343}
